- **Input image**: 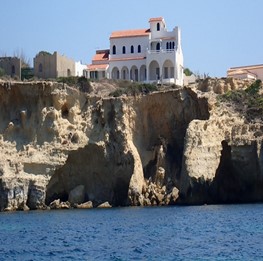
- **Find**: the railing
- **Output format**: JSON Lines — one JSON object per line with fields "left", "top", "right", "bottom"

{"left": 147, "top": 48, "right": 176, "bottom": 54}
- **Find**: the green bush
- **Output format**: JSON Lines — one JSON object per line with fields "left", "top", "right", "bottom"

{"left": 0, "top": 67, "right": 5, "bottom": 77}
{"left": 109, "top": 81, "right": 158, "bottom": 97}
{"left": 57, "top": 76, "right": 91, "bottom": 92}
{"left": 245, "top": 79, "right": 262, "bottom": 95}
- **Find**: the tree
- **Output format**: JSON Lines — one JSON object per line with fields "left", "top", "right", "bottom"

{"left": 184, "top": 68, "right": 193, "bottom": 76}
{"left": 13, "top": 48, "right": 31, "bottom": 68}
{"left": 0, "top": 67, "right": 5, "bottom": 77}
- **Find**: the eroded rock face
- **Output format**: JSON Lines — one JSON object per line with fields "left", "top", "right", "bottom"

{"left": 180, "top": 117, "right": 263, "bottom": 204}
{"left": 0, "top": 79, "right": 262, "bottom": 211}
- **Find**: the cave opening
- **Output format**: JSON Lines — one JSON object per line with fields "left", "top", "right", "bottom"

{"left": 212, "top": 140, "right": 244, "bottom": 203}
{"left": 61, "top": 103, "right": 69, "bottom": 119}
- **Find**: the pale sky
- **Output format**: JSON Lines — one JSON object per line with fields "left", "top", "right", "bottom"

{"left": 1, "top": 0, "right": 262, "bottom": 77}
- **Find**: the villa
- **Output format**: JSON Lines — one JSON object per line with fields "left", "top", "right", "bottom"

{"left": 227, "top": 64, "right": 263, "bottom": 81}
{"left": 87, "top": 17, "right": 184, "bottom": 86}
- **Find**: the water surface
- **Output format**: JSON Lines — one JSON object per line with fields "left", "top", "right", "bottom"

{"left": 0, "top": 204, "right": 262, "bottom": 260}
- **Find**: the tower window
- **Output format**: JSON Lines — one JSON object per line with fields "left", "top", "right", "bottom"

{"left": 39, "top": 63, "right": 43, "bottom": 73}
{"left": 138, "top": 45, "right": 141, "bottom": 53}
{"left": 11, "top": 65, "right": 15, "bottom": 74}
{"left": 157, "top": 22, "right": 160, "bottom": 31}
{"left": 122, "top": 46, "right": 126, "bottom": 54}
{"left": 112, "top": 45, "right": 116, "bottom": 55}
{"left": 131, "top": 45, "right": 134, "bottom": 53}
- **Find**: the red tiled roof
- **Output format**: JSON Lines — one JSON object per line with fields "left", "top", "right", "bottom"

{"left": 149, "top": 17, "right": 164, "bottom": 22}
{"left": 110, "top": 56, "right": 146, "bottom": 62}
{"left": 110, "top": 29, "right": 150, "bottom": 39}
{"left": 87, "top": 64, "right": 108, "bottom": 71}
{"left": 92, "top": 52, "right": 109, "bottom": 62}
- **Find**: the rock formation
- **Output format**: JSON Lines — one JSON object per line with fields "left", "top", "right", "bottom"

{"left": 0, "top": 78, "right": 262, "bottom": 211}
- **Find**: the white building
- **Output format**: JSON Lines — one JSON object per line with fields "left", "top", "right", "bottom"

{"left": 87, "top": 17, "right": 184, "bottom": 86}
{"left": 75, "top": 61, "right": 87, "bottom": 77}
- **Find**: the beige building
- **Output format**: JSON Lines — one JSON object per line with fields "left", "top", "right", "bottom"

{"left": 227, "top": 64, "right": 263, "bottom": 81}
{"left": 34, "top": 51, "right": 75, "bottom": 79}
{"left": 0, "top": 57, "right": 21, "bottom": 79}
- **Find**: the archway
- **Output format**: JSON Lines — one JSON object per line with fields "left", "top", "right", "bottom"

{"left": 121, "top": 66, "right": 129, "bottom": 80}
{"left": 162, "top": 60, "right": 174, "bottom": 79}
{"left": 111, "top": 67, "right": 120, "bottom": 80}
{"left": 139, "top": 65, "right": 147, "bottom": 82}
{"left": 149, "top": 60, "right": 160, "bottom": 81}
{"left": 130, "top": 65, "right": 138, "bottom": 81}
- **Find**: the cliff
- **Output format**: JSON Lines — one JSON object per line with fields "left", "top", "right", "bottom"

{"left": 0, "top": 78, "right": 262, "bottom": 211}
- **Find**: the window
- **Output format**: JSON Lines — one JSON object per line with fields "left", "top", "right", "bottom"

{"left": 173, "top": 42, "right": 175, "bottom": 49}
{"left": 112, "top": 45, "right": 116, "bottom": 55}
{"left": 39, "top": 63, "right": 43, "bottom": 73}
{"left": 122, "top": 46, "right": 126, "bottom": 54}
{"left": 131, "top": 45, "right": 134, "bottom": 53}
{"left": 164, "top": 67, "right": 168, "bottom": 78}
{"left": 156, "top": 68, "right": 160, "bottom": 80}
{"left": 11, "top": 65, "right": 15, "bottom": 75}
{"left": 138, "top": 45, "right": 141, "bottom": 53}
{"left": 166, "top": 42, "right": 169, "bottom": 50}
{"left": 157, "top": 22, "right": 160, "bottom": 31}
{"left": 156, "top": 43, "right": 160, "bottom": 51}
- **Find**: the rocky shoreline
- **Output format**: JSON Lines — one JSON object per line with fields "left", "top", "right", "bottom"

{"left": 0, "top": 78, "right": 262, "bottom": 211}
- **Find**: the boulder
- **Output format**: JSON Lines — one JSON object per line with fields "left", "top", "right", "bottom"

{"left": 97, "top": 201, "right": 112, "bottom": 208}
{"left": 168, "top": 187, "right": 179, "bottom": 204}
{"left": 60, "top": 201, "right": 70, "bottom": 209}
{"left": 49, "top": 199, "right": 61, "bottom": 209}
{"left": 76, "top": 201, "right": 93, "bottom": 209}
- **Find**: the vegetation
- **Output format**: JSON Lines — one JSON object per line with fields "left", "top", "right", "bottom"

{"left": 109, "top": 80, "right": 158, "bottom": 97}
{"left": 217, "top": 79, "right": 263, "bottom": 118}
{"left": 184, "top": 68, "right": 193, "bottom": 76}
{"left": 0, "top": 67, "right": 5, "bottom": 77}
{"left": 57, "top": 76, "right": 92, "bottom": 92}
{"left": 13, "top": 49, "right": 31, "bottom": 68}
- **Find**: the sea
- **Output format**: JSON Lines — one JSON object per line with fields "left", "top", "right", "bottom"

{"left": 0, "top": 204, "right": 262, "bottom": 261}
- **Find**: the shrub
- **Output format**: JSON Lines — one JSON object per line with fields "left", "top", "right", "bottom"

{"left": 0, "top": 67, "right": 5, "bottom": 77}
{"left": 109, "top": 81, "right": 158, "bottom": 97}
{"left": 245, "top": 79, "right": 262, "bottom": 95}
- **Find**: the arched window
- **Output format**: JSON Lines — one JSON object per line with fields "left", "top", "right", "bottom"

{"left": 166, "top": 42, "right": 169, "bottom": 50}
{"left": 39, "top": 63, "right": 43, "bottom": 73}
{"left": 112, "top": 45, "right": 116, "bottom": 55}
{"left": 157, "top": 22, "right": 160, "bottom": 31}
{"left": 122, "top": 46, "right": 126, "bottom": 54}
{"left": 173, "top": 42, "right": 175, "bottom": 49}
{"left": 156, "top": 43, "right": 160, "bottom": 51}
{"left": 169, "top": 42, "right": 172, "bottom": 49}
{"left": 138, "top": 45, "right": 141, "bottom": 53}
{"left": 11, "top": 65, "right": 15, "bottom": 74}
{"left": 131, "top": 45, "right": 134, "bottom": 53}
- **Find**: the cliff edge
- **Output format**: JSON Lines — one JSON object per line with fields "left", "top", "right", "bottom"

{"left": 0, "top": 78, "right": 262, "bottom": 211}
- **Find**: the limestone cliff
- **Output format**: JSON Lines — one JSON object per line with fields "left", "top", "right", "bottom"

{"left": 0, "top": 78, "right": 262, "bottom": 211}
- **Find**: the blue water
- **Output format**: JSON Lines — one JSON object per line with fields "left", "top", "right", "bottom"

{"left": 0, "top": 204, "right": 262, "bottom": 261}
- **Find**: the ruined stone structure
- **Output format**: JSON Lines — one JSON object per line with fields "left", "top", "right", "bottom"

{"left": 34, "top": 51, "right": 75, "bottom": 79}
{"left": 0, "top": 57, "right": 21, "bottom": 79}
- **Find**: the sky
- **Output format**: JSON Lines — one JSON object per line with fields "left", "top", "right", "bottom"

{"left": 1, "top": 0, "right": 262, "bottom": 77}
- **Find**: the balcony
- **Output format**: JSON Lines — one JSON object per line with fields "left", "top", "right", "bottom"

{"left": 147, "top": 48, "right": 175, "bottom": 54}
